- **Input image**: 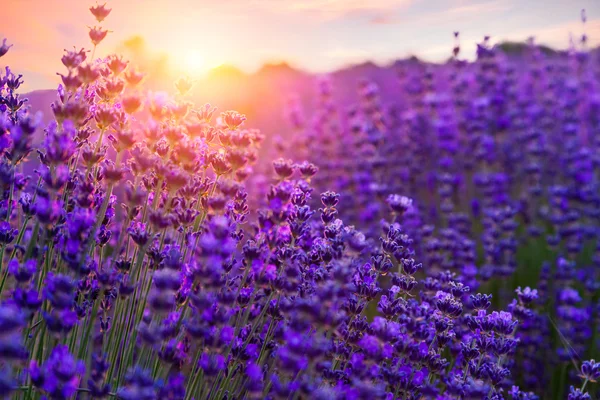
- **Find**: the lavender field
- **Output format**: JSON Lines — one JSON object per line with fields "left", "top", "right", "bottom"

{"left": 1, "top": 1, "right": 600, "bottom": 399}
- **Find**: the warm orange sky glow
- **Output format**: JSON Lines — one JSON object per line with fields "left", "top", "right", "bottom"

{"left": 2, "top": 0, "right": 600, "bottom": 90}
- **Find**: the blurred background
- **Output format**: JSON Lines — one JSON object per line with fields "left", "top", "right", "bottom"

{"left": 2, "top": 0, "right": 600, "bottom": 141}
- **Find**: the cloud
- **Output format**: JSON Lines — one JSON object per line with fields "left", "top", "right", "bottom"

{"left": 369, "top": 14, "right": 402, "bottom": 25}
{"left": 287, "top": 0, "right": 407, "bottom": 12}
{"left": 416, "top": 0, "right": 514, "bottom": 26}
{"left": 446, "top": 0, "right": 512, "bottom": 16}
{"left": 258, "top": 0, "right": 412, "bottom": 21}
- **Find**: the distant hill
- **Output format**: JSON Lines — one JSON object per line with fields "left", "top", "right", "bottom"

{"left": 24, "top": 90, "right": 55, "bottom": 127}
{"left": 497, "top": 41, "right": 559, "bottom": 57}
{"left": 21, "top": 41, "right": 598, "bottom": 154}
{"left": 206, "top": 64, "right": 246, "bottom": 80}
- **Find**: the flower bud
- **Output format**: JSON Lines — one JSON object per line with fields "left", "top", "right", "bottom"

{"left": 90, "top": 3, "right": 112, "bottom": 22}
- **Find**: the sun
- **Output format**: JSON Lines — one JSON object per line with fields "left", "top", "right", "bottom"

{"left": 172, "top": 48, "right": 222, "bottom": 76}
{"left": 183, "top": 50, "right": 206, "bottom": 72}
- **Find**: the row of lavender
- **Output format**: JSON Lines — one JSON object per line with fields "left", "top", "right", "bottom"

{"left": 276, "top": 22, "right": 600, "bottom": 400}
{"left": 0, "top": 3, "right": 598, "bottom": 400}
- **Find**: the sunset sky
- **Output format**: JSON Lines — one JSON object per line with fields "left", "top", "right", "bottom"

{"left": 2, "top": 0, "right": 600, "bottom": 90}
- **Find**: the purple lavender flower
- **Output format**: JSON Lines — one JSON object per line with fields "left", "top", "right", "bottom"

{"left": 29, "top": 346, "right": 84, "bottom": 399}
{"left": 568, "top": 386, "right": 591, "bottom": 400}
{"left": 0, "top": 39, "right": 12, "bottom": 58}
{"left": 116, "top": 368, "right": 157, "bottom": 400}
{"left": 579, "top": 360, "right": 600, "bottom": 382}
{"left": 0, "top": 221, "right": 17, "bottom": 244}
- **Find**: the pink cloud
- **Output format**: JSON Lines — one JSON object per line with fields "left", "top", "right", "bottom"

{"left": 415, "top": 0, "right": 514, "bottom": 26}
{"left": 369, "top": 14, "right": 402, "bottom": 25}
{"left": 260, "top": 0, "right": 412, "bottom": 20}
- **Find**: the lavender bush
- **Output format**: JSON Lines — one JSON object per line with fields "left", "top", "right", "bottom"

{"left": 0, "top": 2, "right": 599, "bottom": 400}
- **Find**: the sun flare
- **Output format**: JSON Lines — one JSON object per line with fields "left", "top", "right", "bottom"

{"left": 183, "top": 50, "right": 206, "bottom": 72}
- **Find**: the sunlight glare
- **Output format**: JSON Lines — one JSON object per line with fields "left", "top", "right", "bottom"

{"left": 184, "top": 50, "right": 206, "bottom": 72}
